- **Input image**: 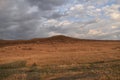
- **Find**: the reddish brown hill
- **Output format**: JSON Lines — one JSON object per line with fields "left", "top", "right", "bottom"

{"left": 0, "top": 35, "right": 120, "bottom": 48}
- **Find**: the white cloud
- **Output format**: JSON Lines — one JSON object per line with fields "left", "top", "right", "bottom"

{"left": 46, "top": 19, "right": 58, "bottom": 26}
{"left": 57, "top": 20, "right": 72, "bottom": 26}
{"left": 70, "top": 4, "right": 84, "bottom": 11}
{"left": 103, "top": 4, "right": 120, "bottom": 20}
{"left": 111, "top": 26, "right": 118, "bottom": 29}
{"left": 48, "top": 32, "right": 62, "bottom": 36}
{"left": 88, "top": 30, "right": 104, "bottom": 35}
{"left": 68, "top": 4, "right": 102, "bottom": 19}
{"left": 110, "top": 12, "right": 120, "bottom": 20}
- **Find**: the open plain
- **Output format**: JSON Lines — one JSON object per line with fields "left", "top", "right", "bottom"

{"left": 0, "top": 35, "right": 120, "bottom": 80}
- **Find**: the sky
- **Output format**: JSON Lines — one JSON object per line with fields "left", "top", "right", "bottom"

{"left": 0, "top": 0, "right": 120, "bottom": 40}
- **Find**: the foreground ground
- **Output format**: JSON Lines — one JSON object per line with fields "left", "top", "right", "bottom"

{"left": 0, "top": 36, "right": 120, "bottom": 80}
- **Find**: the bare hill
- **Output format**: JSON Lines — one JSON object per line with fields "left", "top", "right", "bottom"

{"left": 0, "top": 35, "right": 120, "bottom": 80}
{"left": 0, "top": 35, "right": 119, "bottom": 48}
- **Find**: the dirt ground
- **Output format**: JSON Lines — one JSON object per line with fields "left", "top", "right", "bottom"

{"left": 0, "top": 36, "right": 120, "bottom": 80}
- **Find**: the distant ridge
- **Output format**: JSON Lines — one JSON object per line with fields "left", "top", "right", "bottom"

{"left": 0, "top": 35, "right": 120, "bottom": 48}
{"left": 32, "top": 35, "right": 78, "bottom": 40}
{"left": 49, "top": 35, "right": 73, "bottom": 39}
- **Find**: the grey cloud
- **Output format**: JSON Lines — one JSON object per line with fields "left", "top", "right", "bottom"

{"left": 0, "top": 20, "right": 39, "bottom": 40}
{"left": 47, "top": 12, "right": 64, "bottom": 19}
{"left": 27, "top": 0, "right": 68, "bottom": 10}
{"left": 0, "top": 0, "right": 57, "bottom": 40}
{"left": 116, "top": 0, "right": 120, "bottom": 4}
{"left": 0, "top": 0, "right": 69, "bottom": 39}
{"left": 0, "top": 0, "right": 40, "bottom": 39}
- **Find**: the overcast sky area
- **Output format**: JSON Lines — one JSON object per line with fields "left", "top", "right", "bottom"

{"left": 0, "top": 0, "right": 120, "bottom": 40}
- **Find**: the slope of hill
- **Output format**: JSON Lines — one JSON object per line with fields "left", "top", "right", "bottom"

{"left": 0, "top": 35, "right": 120, "bottom": 80}
{"left": 0, "top": 35, "right": 119, "bottom": 47}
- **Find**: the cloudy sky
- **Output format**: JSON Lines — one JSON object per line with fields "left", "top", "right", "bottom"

{"left": 0, "top": 0, "right": 120, "bottom": 40}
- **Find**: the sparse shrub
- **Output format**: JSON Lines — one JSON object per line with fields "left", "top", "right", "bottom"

{"left": 32, "top": 63, "right": 37, "bottom": 67}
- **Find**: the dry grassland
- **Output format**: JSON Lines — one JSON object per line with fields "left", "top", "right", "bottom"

{"left": 0, "top": 36, "right": 120, "bottom": 80}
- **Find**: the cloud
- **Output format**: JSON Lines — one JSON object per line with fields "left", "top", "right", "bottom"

{"left": 116, "top": 0, "right": 120, "bottom": 4}
{"left": 88, "top": 30, "right": 104, "bottom": 35}
{"left": 110, "top": 12, "right": 120, "bottom": 20}
{"left": 0, "top": 0, "right": 119, "bottom": 40}
{"left": 27, "top": 0, "right": 68, "bottom": 10}
{"left": 103, "top": 4, "right": 120, "bottom": 20}
{"left": 70, "top": 4, "right": 84, "bottom": 11}
{"left": 77, "top": 0, "right": 109, "bottom": 6}
{"left": 111, "top": 26, "right": 118, "bottom": 29}
{"left": 0, "top": 0, "right": 40, "bottom": 39}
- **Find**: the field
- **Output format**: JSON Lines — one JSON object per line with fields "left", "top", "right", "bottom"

{"left": 0, "top": 35, "right": 120, "bottom": 80}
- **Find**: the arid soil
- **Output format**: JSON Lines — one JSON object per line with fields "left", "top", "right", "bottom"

{"left": 0, "top": 35, "right": 120, "bottom": 80}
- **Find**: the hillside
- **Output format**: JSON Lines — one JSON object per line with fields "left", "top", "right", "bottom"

{"left": 0, "top": 35, "right": 119, "bottom": 48}
{"left": 0, "top": 35, "right": 120, "bottom": 80}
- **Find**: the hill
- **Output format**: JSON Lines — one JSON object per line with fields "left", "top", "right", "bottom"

{"left": 0, "top": 35, "right": 120, "bottom": 80}
{"left": 0, "top": 35, "right": 119, "bottom": 48}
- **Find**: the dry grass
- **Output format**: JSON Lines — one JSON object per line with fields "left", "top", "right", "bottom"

{"left": 0, "top": 36, "right": 120, "bottom": 80}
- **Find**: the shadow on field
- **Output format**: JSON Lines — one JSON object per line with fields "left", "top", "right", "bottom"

{"left": 0, "top": 61, "right": 41, "bottom": 80}
{"left": 0, "top": 60, "right": 26, "bottom": 80}
{"left": 0, "top": 59, "right": 120, "bottom": 80}
{"left": 51, "top": 72, "right": 99, "bottom": 80}
{"left": 26, "top": 63, "right": 41, "bottom": 80}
